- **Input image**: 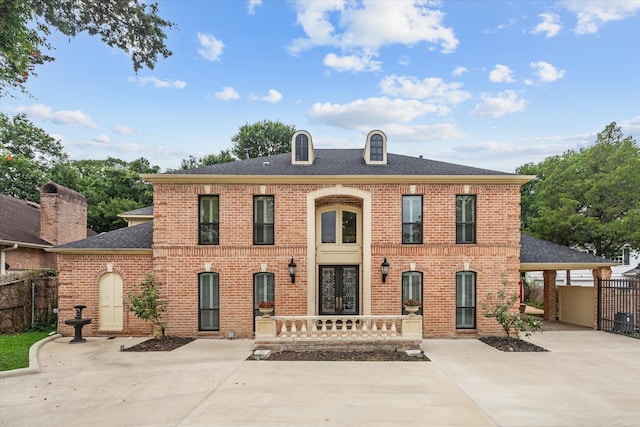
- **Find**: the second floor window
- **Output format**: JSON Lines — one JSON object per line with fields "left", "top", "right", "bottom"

{"left": 199, "top": 195, "right": 219, "bottom": 245}
{"left": 254, "top": 196, "right": 274, "bottom": 245}
{"left": 456, "top": 195, "right": 476, "bottom": 244}
{"left": 321, "top": 209, "right": 358, "bottom": 244}
{"left": 402, "top": 195, "right": 422, "bottom": 244}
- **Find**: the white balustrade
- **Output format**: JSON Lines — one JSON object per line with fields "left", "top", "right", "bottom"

{"left": 255, "top": 315, "right": 422, "bottom": 341}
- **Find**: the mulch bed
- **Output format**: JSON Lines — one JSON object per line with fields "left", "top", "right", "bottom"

{"left": 479, "top": 336, "right": 547, "bottom": 352}
{"left": 249, "top": 349, "right": 430, "bottom": 361}
{"left": 122, "top": 336, "right": 195, "bottom": 352}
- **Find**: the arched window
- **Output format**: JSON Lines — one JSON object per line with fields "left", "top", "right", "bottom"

{"left": 370, "top": 133, "right": 384, "bottom": 161}
{"left": 199, "top": 272, "right": 219, "bottom": 331}
{"left": 402, "top": 271, "right": 423, "bottom": 315}
{"left": 295, "top": 134, "right": 309, "bottom": 162}
{"left": 456, "top": 271, "right": 476, "bottom": 329}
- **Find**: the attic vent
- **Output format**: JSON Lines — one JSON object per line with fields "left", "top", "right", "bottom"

{"left": 262, "top": 161, "right": 270, "bottom": 166}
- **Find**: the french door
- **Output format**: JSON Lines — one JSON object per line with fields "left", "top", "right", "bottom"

{"left": 319, "top": 266, "right": 359, "bottom": 315}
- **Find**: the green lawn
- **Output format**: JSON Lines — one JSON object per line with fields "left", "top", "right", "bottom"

{"left": 0, "top": 331, "right": 52, "bottom": 371}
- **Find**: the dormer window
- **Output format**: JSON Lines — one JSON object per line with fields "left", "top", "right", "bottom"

{"left": 364, "top": 130, "right": 387, "bottom": 165}
{"left": 291, "top": 130, "right": 314, "bottom": 165}
{"left": 295, "top": 134, "right": 309, "bottom": 161}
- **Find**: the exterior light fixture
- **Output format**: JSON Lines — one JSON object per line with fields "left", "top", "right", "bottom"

{"left": 288, "top": 258, "right": 297, "bottom": 283}
{"left": 381, "top": 257, "right": 390, "bottom": 283}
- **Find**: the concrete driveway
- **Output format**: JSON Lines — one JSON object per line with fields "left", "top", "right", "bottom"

{"left": 1, "top": 330, "right": 638, "bottom": 426}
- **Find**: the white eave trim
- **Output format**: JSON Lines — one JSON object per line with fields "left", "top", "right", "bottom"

{"left": 0, "top": 240, "right": 51, "bottom": 250}
{"left": 46, "top": 248, "right": 153, "bottom": 255}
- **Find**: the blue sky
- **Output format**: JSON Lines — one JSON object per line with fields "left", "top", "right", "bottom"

{"left": 3, "top": 0, "right": 640, "bottom": 173}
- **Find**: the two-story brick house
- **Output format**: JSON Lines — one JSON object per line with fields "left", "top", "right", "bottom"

{"left": 53, "top": 130, "right": 537, "bottom": 339}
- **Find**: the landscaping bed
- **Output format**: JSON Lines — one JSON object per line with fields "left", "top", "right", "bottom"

{"left": 479, "top": 336, "right": 547, "bottom": 352}
{"left": 250, "top": 349, "right": 429, "bottom": 361}
{"left": 122, "top": 336, "right": 194, "bottom": 352}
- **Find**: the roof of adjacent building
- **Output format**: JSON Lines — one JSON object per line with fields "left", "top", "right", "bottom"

{"left": 166, "top": 150, "right": 513, "bottom": 177}
{"left": 119, "top": 206, "right": 153, "bottom": 217}
{"left": 0, "top": 194, "right": 50, "bottom": 246}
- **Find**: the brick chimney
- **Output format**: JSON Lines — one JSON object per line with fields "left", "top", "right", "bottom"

{"left": 39, "top": 182, "right": 88, "bottom": 245}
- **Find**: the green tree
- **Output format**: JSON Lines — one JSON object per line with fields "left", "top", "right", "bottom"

{"left": 50, "top": 157, "right": 158, "bottom": 232}
{"left": 128, "top": 273, "right": 167, "bottom": 339}
{"left": 0, "top": 0, "right": 175, "bottom": 96}
{"left": 230, "top": 120, "right": 296, "bottom": 159}
{"left": 518, "top": 122, "right": 640, "bottom": 259}
{"left": 176, "top": 149, "right": 235, "bottom": 170}
{"left": 0, "top": 112, "right": 68, "bottom": 201}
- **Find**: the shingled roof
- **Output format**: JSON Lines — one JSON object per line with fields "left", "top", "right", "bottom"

{"left": 520, "top": 234, "right": 617, "bottom": 270}
{"left": 167, "top": 150, "right": 513, "bottom": 176}
{"left": 0, "top": 194, "right": 50, "bottom": 246}
{"left": 50, "top": 221, "right": 153, "bottom": 253}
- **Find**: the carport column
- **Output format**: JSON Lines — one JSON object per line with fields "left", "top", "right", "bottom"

{"left": 591, "top": 267, "right": 612, "bottom": 329}
{"left": 543, "top": 270, "right": 557, "bottom": 322}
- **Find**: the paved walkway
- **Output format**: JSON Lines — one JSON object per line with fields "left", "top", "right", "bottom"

{"left": 1, "top": 331, "right": 639, "bottom": 426}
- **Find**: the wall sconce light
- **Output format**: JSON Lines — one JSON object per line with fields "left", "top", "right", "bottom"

{"left": 288, "top": 258, "right": 297, "bottom": 283}
{"left": 381, "top": 257, "right": 389, "bottom": 283}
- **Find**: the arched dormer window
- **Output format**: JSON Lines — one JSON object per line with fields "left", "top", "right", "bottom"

{"left": 291, "top": 130, "right": 314, "bottom": 165}
{"left": 364, "top": 130, "right": 387, "bottom": 165}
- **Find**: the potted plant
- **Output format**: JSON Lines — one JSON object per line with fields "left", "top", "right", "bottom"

{"left": 403, "top": 298, "right": 421, "bottom": 316}
{"left": 257, "top": 300, "right": 275, "bottom": 317}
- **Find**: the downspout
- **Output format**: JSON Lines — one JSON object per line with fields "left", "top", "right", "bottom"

{"left": 1, "top": 244, "right": 18, "bottom": 275}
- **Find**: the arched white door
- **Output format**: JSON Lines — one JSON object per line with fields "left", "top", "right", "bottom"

{"left": 99, "top": 273, "right": 123, "bottom": 331}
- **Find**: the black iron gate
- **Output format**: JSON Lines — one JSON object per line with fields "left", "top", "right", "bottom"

{"left": 597, "top": 278, "right": 640, "bottom": 338}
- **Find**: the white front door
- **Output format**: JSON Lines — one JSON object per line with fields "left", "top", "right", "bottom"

{"left": 99, "top": 273, "right": 123, "bottom": 331}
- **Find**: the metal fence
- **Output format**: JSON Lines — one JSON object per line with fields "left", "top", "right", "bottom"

{"left": 597, "top": 278, "right": 640, "bottom": 338}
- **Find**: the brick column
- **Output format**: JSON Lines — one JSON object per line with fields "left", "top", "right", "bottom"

{"left": 543, "top": 270, "right": 557, "bottom": 321}
{"left": 592, "top": 267, "right": 612, "bottom": 329}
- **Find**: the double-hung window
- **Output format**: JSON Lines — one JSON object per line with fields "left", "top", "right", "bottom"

{"left": 402, "top": 195, "right": 422, "bottom": 244}
{"left": 199, "top": 272, "right": 219, "bottom": 331}
{"left": 456, "top": 271, "right": 476, "bottom": 329}
{"left": 199, "top": 196, "right": 219, "bottom": 245}
{"left": 254, "top": 196, "right": 274, "bottom": 245}
{"left": 456, "top": 195, "right": 476, "bottom": 244}
{"left": 402, "top": 272, "right": 423, "bottom": 315}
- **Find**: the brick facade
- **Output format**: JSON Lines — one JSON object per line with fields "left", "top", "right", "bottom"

{"left": 58, "top": 180, "right": 521, "bottom": 339}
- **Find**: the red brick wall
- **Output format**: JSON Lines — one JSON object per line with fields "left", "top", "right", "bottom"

{"left": 4, "top": 247, "right": 56, "bottom": 271}
{"left": 57, "top": 254, "right": 154, "bottom": 337}
{"left": 58, "top": 181, "right": 522, "bottom": 338}
{"left": 40, "top": 188, "right": 87, "bottom": 246}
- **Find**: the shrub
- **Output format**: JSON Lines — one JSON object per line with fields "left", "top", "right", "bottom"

{"left": 482, "top": 282, "right": 542, "bottom": 341}
{"left": 128, "top": 273, "right": 167, "bottom": 339}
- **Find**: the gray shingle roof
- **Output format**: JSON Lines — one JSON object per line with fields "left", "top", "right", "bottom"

{"left": 53, "top": 221, "right": 152, "bottom": 250}
{"left": 119, "top": 206, "right": 153, "bottom": 216}
{"left": 520, "top": 233, "right": 615, "bottom": 265}
{"left": 168, "top": 150, "right": 513, "bottom": 176}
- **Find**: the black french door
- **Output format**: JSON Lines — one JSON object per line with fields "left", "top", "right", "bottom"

{"left": 319, "top": 266, "right": 359, "bottom": 315}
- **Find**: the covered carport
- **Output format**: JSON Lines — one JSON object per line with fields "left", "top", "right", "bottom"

{"left": 520, "top": 234, "right": 618, "bottom": 329}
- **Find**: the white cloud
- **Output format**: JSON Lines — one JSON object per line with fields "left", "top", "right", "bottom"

{"left": 197, "top": 33, "right": 224, "bottom": 61}
{"left": 379, "top": 75, "right": 471, "bottom": 104}
{"left": 288, "top": 0, "right": 458, "bottom": 65}
{"left": 248, "top": 0, "right": 262, "bottom": 15}
{"left": 128, "top": 76, "right": 187, "bottom": 89}
{"left": 562, "top": 0, "right": 640, "bottom": 34}
{"left": 489, "top": 64, "right": 515, "bottom": 83}
{"left": 214, "top": 86, "right": 240, "bottom": 100}
{"left": 323, "top": 53, "right": 381, "bottom": 72}
{"left": 113, "top": 124, "right": 133, "bottom": 135}
{"left": 8, "top": 104, "right": 98, "bottom": 129}
{"left": 309, "top": 97, "right": 449, "bottom": 130}
{"left": 93, "top": 134, "right": 111, "bottom": 144}
{"left": 531, "top": 13, "right": 562, "bottom": 38}
{"left": 530, "top": 61, "right": 566, "bottom": 82}
{"left": 471, "top": 90, "right": 526, "bottom": 118}
{"left": 260, "top": 89, "right": 283, "bottom": 103}
{"left": 452, "top": 66, "right": 468, "bottom": 76}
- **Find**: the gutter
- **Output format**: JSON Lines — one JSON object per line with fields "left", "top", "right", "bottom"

{"left": 1, "top": 243, "right": 18, "bottom": 275}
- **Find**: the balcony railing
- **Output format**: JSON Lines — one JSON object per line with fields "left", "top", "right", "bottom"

{"left": 255, "top": 314, "right": 422, "bottom": 349}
